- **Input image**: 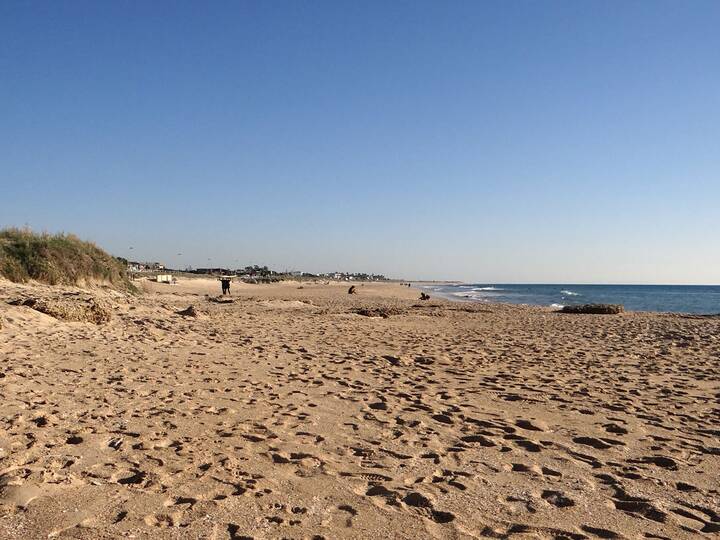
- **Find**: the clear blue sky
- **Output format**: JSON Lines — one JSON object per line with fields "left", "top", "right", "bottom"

{"left": 2, "top": 1, "right": 719, "bottom": 283}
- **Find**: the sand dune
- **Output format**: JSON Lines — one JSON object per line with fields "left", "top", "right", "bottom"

{"left": 0, "top": 277, "right": 718, "bottom": 539}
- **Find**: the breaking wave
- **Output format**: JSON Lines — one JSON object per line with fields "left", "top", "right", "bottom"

{"left": 472, "top": 287, "right": 504, "bottom": 291}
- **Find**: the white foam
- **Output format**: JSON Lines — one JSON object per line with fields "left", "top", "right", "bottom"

{"left": 560, "top": 290, "right": 579, "bottom": 296}
{"left": 472, "top": 287, "right": 504, "bottom": 291}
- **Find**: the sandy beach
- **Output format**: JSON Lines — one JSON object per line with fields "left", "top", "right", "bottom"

{"left": 0, "top": 277, "right": 718, "bottom": 539}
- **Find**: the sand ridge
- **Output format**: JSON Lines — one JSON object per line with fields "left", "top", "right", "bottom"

{"left": 0, "top": 278, "right": 718, "bottom": 539}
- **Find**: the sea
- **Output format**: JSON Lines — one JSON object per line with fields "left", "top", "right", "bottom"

{"left": 418, "top": 283, "right": 720, "bottom": 314}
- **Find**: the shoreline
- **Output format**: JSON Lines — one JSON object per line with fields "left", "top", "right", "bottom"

{"left": 412, "top": 281, "right": 720, "bottom": 316}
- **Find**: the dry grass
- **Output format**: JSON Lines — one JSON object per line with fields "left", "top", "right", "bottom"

{"left": 0, "top": 228, "right": 134, "bottom": 291}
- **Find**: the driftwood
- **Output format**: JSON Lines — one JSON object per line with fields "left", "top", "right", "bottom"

{"left": 560, "top": 304, "right": 624, "bottom": 314}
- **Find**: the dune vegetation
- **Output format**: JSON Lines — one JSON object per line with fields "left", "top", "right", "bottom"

{"left": 0, "top": 228, "right": 134, "bottom": 290}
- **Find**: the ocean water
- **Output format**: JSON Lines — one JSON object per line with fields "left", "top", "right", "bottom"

{"left": 419, "top": 283, "right": 720, "bottom": 314}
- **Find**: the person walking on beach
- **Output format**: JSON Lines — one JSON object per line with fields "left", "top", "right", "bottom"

{"left": 220, "top": 276, "right": 231, "bottom": 295}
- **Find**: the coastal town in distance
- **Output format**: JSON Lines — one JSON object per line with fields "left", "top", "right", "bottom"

{"left": 124, "top": 259, "right": 390, "bottom": 283}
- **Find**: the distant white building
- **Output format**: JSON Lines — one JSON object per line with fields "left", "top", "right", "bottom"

{"left": 127, "top": 261, "right": 165, "bottom": 273}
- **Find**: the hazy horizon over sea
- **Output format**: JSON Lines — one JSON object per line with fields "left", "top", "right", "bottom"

{"left": 419, "top": 283, "right": 720, "bottom": 314}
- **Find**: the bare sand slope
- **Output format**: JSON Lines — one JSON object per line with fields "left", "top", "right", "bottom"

{"left": 0, "top": 278, "right": 718, "bottom": 539}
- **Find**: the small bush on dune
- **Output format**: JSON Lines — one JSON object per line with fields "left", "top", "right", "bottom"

{"left": 0, "top": 228, "right": 135, "bottom": 291}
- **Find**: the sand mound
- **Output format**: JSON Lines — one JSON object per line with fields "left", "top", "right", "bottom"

{"left": 176, "top": 305, "right": 199, "bottom": 317}
{"left": 9, "top": 295, "right": 111, "bottom": 324}
{"left": 206, "top": 295, "right": 235, "bottom": 304}
{"left": 260, "top": 299, "right": 312, "bottom": 309}
{"left": 353, "top": 306, "right": 405, "bottom": 318}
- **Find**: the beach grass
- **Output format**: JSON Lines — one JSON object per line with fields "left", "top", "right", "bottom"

{"left": 0, "top": 228, "right": 135, "bottom": 291}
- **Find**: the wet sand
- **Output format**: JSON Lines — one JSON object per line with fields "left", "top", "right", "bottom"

{"left": 0, "top": 277, "right": 718, "bottom": 539}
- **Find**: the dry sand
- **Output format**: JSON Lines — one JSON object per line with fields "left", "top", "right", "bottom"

{"left": 0, "top": 277, "right": 718, "bottom": 539}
